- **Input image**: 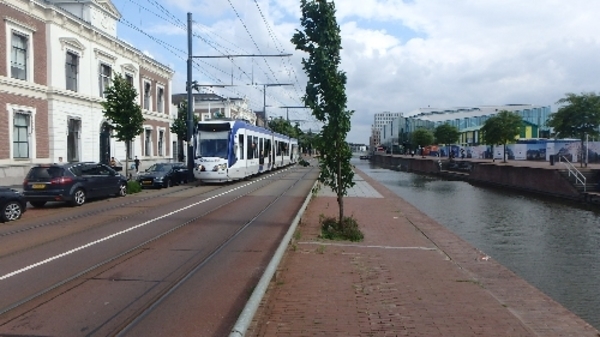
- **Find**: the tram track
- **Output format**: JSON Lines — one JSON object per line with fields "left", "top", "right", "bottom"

{"left": 0, "top": 168, "right": 298, "bottom": 260}
{"left": 112, "top": 166, "right": 315, "bottom": 336}
{"left": 0, "top": 164, "right": 318, "bottom": 335}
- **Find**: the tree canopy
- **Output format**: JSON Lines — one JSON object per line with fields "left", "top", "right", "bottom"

{"left": 547, "top": 92, "right": 600, "bottom": 166}
{"left": 480, "top": 110, "right": 522, "bottom": 162}
{"left": 411, "top": 128, "right": 434, "bottom": 149}
{"left": 292, "top": 0, "right": 355, "bottom": 226}
{"left": 434, "top": 124, "right": 460, "bottom": 157}
{"left": 101, "top": 72, "right": 144, "bottom": 177}
{"left": 170, "top": 100, "right": 199, "bottom": 162}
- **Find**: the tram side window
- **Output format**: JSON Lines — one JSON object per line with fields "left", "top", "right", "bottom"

{"left": 265, "top": 139, "right": 271, "bottom": 160}
{"left": 247, "top": 136, "right": 254, "bottom": 159}
{"left": 239, "top": 134, "right": 244, "bottom": 160}
{"left": 253, "top": 139, "right": 258, "bottom": 159}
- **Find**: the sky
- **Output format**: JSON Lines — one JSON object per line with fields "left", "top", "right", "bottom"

{"left": 114, "top": 0, "right": 600, "bottom": 145}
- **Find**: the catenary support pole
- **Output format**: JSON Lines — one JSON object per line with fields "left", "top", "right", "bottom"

{"left": 186, "top": 12, "right": 195, "bottom": 181}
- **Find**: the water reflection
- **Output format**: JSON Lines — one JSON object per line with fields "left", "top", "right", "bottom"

{"left": 355, "top": 159, "right": 600, "bottom": 330}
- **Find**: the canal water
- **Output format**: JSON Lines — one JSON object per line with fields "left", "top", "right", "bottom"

{"left": 354, "top": 158, "right": 600, "bottom": 330}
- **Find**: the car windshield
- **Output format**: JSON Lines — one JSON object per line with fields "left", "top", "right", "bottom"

{"left": 146, "top": 164, "right": 172, "bottom": 172}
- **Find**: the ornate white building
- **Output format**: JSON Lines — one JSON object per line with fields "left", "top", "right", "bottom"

{"left": 0, "top": 0, "right": 175, "bottom": 184}
{"left": 172, "top": 93, "right": 258, "bottom": 125}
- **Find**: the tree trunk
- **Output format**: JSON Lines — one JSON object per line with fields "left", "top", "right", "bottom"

{"left": 337, "top": 159, "right": 344, "bottom": 224}
{"left": 503, "top": 143, "right": 507, "bottom": 163}
{"left": 125, "top": 140, "right": 130, "bottom": 179}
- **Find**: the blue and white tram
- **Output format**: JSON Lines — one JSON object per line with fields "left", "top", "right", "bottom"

{"left": 193, "top": 120, "right": 299, "bottom": 182}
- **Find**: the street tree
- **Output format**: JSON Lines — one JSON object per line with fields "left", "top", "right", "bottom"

{"left": 101, "top": 72, "right": 144, "bottom": 178}
{"left": 268, "top": 117, "right": 297, "bottom": 138}
{"left": 434, "top": 123, "right": 460, "bottom": 157}
{"left": 411, "top": 128, "right": 434, "bottom": 156}
{"left": 170, "top": 100, "right": 199, "bottom": 162}
{"left": 480, "top": 110, "right": 522, "bottom": 163}
{"left": 547, "top": 92, "right": 600, "bottom": 167}
{"left": 292, "top": 0, "right": 360, "bottom": 240}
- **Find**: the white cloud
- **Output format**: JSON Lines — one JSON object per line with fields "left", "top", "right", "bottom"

{"left": 116, "top": 0, "right": 600, "bottom": 144}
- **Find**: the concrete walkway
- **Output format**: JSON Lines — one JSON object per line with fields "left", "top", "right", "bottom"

{"left": 246, "top": 168, "right": 600, "bottom": 336}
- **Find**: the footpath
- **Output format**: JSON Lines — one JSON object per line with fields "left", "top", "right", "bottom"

{"left": 246, "top": 167, "right": 600, "bottom": 336}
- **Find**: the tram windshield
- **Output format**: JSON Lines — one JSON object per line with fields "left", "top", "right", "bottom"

{"left": 196, "top": 131, "right": 229, "bottom": 158}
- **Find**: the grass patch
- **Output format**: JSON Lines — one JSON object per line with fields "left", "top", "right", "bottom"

{"left": 320, "top": 215, "right": 364, "bottom": 242}
{"left": 316, "top": 245, "right": 326, "bottom": 254}
{"left": 293, "top": 229, "right": 302, "bottom": 241}
{"left": 126, "top": 180, "right": 142, "bottom": 194}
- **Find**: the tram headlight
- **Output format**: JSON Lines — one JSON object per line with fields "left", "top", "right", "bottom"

{"left": 212, "top": 163, "right": 227, "bottom": 172}
{"left": 197, "top": 164, "right": 205, "bottom": 172}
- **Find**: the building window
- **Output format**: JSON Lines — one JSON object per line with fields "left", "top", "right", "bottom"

{"left": 99, "top": 64, "right": 111, "bottom": 97}
{"left": 144, "top": 129, "right": 152, "bottom": 156}
{"left": 11, "top": 33, "right": 28, "bottom": 80}
{"left": 13, "top": 112, "right": 30, "bottom": 158}
{"left": 67, "top": 118, "right": 80, "bottom": 162}
{"left": 157, "top": 87, "right": 164, "bottom": 113}
{"left": 125, "top": 73, "right": 134, "bottom": 86}
{"left": 158, "top": 130, "right": 164, "bottom": 156}
{"left": 143, "top": 82, "right": 151, "bottom": 110}
{"left": 66, "top": 51, "right": 79, "bottom": 91}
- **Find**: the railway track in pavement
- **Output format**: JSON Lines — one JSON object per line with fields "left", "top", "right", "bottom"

{"left": 0, "top": 163, "right": 319, "bottom": 336}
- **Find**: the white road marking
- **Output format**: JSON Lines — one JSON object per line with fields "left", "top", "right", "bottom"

{"left": 0, "top": 169, "right": 289, "bottom": 281}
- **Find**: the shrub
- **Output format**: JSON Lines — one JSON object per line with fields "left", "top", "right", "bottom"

{"left": 320, "top": 215, "right": 364, "bottom": 242}
{"left": 127, "top": 180, "right": 142, "bottom": 194}
{"left": 299, "top": 158, "right": 310, "bottom": 167}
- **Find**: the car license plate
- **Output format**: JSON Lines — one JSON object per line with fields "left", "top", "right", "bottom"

{"left": 32, "top": 184, "right": 45, "bottom": 189}
{"left": 143, "top": 181, "right": 152, "bottom": 185}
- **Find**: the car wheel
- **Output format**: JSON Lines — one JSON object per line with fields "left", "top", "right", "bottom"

{"left": 1, "top": 201, "right": 23, "bottom": 222}
{"left": 30, "top": 201, "right": 47, "bottom": 208}
{"left": 70, "top": 188, "right": 86, "bottom": 206}
{"left": 118, "top": 183, "right": 127, "bottom": 197}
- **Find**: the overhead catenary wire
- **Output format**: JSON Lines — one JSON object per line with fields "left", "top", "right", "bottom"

{"left": 119, "top": 1, "right": 307, "bottom": 117}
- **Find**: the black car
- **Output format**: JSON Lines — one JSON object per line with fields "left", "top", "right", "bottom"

{"left": 22, "top": 162, "right": 127, "bottom": 207}
{"left": 0, "top": 187, "right": 26, "bottom": 223}
{"left": 137, "top": 163, "right": 189, "bottom": 188}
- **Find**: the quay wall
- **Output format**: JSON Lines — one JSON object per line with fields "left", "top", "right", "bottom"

{"left": 370, "top": 155, "right": 581, "bottom": 200}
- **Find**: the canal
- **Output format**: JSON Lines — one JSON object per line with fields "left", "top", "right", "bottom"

{"left": 354, "top": 158, "right": 600, "bottom": 330}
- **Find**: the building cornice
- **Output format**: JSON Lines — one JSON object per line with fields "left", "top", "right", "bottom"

{"left": 0, "top": 76, "right": 48, "bottom": 99}
{"left": 3, "top": 15, "right": 37, "bottom": 32}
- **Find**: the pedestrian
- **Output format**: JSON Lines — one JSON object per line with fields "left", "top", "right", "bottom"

{"left": 110, "top": 157, "right": 117, "bottom": 168}
{"left": 460, "top": 149, "right": 465, "bottom": 159}
{"left": 134, "top": 156, "right": 140, "bottom": 173}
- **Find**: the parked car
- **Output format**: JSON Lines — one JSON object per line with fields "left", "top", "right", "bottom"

{"left": 22, "top": 162, "right": 127, "bottom": 207}
{"left": 137, "top": 163, "right": 189, "bottom": 188}
{"left": 0, "top": 187, "right": 26, "bottom": 223}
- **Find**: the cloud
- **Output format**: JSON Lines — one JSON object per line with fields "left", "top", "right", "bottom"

{"left": 116, "top": 0, "right": 600, "bottom": 144}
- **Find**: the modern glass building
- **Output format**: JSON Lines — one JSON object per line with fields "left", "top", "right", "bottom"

{"left": 379, "top": 104, "right": 552, "bottom": 150}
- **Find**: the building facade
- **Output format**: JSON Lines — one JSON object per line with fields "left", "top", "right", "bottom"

{"left": 0, "top": 0, "right": 174, "bottom": 184}
{"left": 172, "top": 93, "right": 257, "bottom": 125}
{"left": 380, "top": 104, "right": 552, "bottom": 150}
{"left": 370, "top": 111, "right": 402, "bottom": 149}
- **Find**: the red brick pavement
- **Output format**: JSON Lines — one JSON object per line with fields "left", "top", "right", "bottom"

{"left": 247, "top": 168, "right": 600, "bottom": 337}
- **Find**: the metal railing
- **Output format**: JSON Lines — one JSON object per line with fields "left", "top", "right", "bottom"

{"left": 559, "top": 155, "right": 586, "bottom": 192}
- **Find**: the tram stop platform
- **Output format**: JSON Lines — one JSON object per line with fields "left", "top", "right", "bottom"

{"left": 246, "top": 167, "right": 599, "bottom": 336}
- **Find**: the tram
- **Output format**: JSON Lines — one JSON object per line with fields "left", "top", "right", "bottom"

{"left": 193, "top": 119, "right": 298, "bottom": 182}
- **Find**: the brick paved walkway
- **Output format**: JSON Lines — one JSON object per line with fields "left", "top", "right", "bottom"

{"left": 247, "top": 168, "right": 600, "bottom": 336}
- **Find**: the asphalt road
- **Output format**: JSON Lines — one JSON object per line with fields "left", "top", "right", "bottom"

{"left": 0, "top": 164, "right": 318, "bottom": 336}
